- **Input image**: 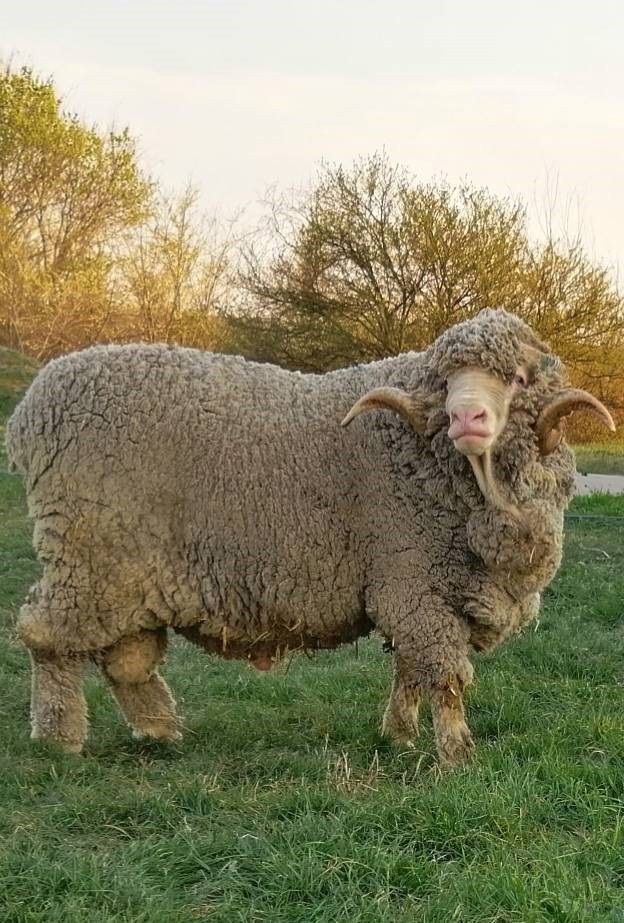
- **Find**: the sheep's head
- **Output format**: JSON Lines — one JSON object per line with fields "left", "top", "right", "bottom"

{"left": 342, "top": 309, "right": 615, "bottom": 515}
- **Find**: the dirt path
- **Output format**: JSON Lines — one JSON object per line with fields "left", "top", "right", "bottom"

{"left": 575, "top": 473, "right": 624, "bottom": 495}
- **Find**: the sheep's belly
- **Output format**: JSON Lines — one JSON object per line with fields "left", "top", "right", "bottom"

{"left": 172, "top": 607, "right": 374, "bottom": 670}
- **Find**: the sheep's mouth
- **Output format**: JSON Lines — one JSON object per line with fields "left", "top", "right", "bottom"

{"left": 451, "top": 432, "right": 494, "bottom": 456}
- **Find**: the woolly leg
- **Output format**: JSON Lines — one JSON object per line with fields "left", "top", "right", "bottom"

{"left": 99, "top": 631, "right": 182, "bottom": 742}
{"left": 29, "top": 651, "right": 89, "bottom": 753}
{"left": 382, "top": 661, "right": 421, "bottom": 746}
{"left": 372, "top": 585, "right": 475, "bottom": 765}
{"left": 429, "top": 684, "right": 474, "bottom": 766}
{"left": 106, "top": 674, "right": 182, "bottom": 741}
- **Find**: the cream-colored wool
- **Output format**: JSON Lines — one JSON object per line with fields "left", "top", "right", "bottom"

{"left": 6, "top": 310, "right": 588, "bottom": 763}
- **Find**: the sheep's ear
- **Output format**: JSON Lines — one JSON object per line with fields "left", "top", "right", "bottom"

{"left": 341, "top": 387, "right": 430, "bottom": 432}
{"left": 519, "top": 331, "right": 551, "bottom": 354}
{"left": 536, "top": 389, "right": 615, "bottom": 455}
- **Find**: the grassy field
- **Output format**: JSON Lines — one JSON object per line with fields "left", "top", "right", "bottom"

{"left": 1, "top": 353, "right": 624, "bottom": 921}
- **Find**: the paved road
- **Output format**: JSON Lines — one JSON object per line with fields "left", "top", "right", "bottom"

{"left": 575, "top": 472, "right": 624, "bottom": 495}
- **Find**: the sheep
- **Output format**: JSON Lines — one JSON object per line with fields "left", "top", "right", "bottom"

{"left": 6, "top": 309, "right": 615, "bottom": 764}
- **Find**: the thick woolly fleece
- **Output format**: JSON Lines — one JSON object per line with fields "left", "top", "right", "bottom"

{"left": 7, "top": 309, "right": 577, "bottom": 755}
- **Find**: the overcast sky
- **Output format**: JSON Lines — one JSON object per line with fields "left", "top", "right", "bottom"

{"left": 3, "top": 0, "right": 624, "bottom": 272}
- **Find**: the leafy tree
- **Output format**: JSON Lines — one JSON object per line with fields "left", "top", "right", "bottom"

{"left": 232, "top": 154, "right": 624, "bottom": 425}
{"left": 0, "top": 66, "right": 151, "bottom": 357}
{"left": 119, "top": 186, "right": 233, "bottom": 349}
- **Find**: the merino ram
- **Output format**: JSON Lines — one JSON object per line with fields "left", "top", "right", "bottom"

{"left": 6, "top": 309, "right": 615, "bottom": 764}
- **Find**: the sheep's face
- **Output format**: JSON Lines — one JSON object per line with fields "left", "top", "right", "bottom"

{"left": 342, "top": 309, "right": 615, "bottom": 515}
{"left": 445, "top": 364, "right": 530, "bottom": 457}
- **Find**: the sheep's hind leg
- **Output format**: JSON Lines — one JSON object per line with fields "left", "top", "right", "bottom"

{"left": 99, "top": 630, "right": 182, "bottom": 742}
{"left": 382, "top": 662, "right": 421, "bottom": 747}
{"left": 429, "top": 685, "right": 474, "bottom": 767}
{"left": 29, "top": 651, "right": 89, "bottom": 753}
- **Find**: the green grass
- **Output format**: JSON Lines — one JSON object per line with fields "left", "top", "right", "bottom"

{"left": 0, "top": 346, "right": 38, "bottom": 421}
{"left": 573, "top": 443, "right": 624, "bottom": 476}
{"left": 1, "top": 349, "right": 624, "bottom": 921}
{"left": 570, "top": 493, "right": 624, "bottom": 517}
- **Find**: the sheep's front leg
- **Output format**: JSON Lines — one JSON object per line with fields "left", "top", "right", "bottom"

{"left": 382, "top": 661, "right": 421, "bottom": 746}
{"left": 99, "top": 631, "right": 182, "bottom": 742}
{"left": 381, "top": 661, "right": 474, "bottom": 764}
{"left": 29, "top": 651, "right": 89, "bottom": 753}
{"left": 375, "top": 587, "right": 475, "bottom": 766}
{"left": 430, "top": 682, "right": 474, "bottom": 766}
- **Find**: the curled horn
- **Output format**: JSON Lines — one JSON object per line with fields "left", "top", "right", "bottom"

{"left": 341, "top": 387, "right": 430, "bottom": 432}
{"left": 536, "top": 389, "right": 616, "bottom": 455}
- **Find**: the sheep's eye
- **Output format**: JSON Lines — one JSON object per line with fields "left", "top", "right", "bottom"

{"left": 514, "top": 372, "right": 528, "bottom": 388}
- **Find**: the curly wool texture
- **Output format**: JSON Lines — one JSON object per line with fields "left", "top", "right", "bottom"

{"left": 7, "top": 309, "right": 577, "bottom": 754}
{"left": 423, "top": 309, "right": 550, "bottom": 388}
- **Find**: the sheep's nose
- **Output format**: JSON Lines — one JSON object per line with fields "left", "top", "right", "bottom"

{"left": 447, "top": 407, "right": 490, "bottom": 442}
{"left": 450, "top": 409, "right": 487, "bottom": 427}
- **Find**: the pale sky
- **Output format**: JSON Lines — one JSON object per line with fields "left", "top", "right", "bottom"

{"left": 3, "top": 0, "right": 624, "bottom": 272}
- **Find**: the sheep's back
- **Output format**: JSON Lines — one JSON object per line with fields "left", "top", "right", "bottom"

{"left": 7, "top": 344, "right": 387, "bottom": 637}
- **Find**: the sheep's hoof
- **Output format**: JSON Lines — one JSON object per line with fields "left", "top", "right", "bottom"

{"left": 31, "top": 731, "right": 84, "bottom": 754}
{"left": 132, "top": 725, "right": 183, "bottom": 742}
{"left": 437, "top": 725, "right": 475, "bottom": 767}
{"left": 381, "top": 711, "right": 419, "bottom": 748}
{"left": 60, "top": 740, "right": 85, "bottom": 754}
{"left": 386, "top": 733, "right": 417, "bottom": 750}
